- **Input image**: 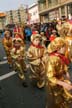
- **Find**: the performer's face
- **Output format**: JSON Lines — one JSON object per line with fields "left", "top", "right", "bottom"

{"left": 53, "top": 32, "right": 56, "bottom": 35}
{"left": 6, "top": 33, "right": 10, "bottom": 39}
{"left": 14, "top": 41, "right": 20, "bottom": 47}
{"left": 58, "top": 45, "right": 66, "bottom": 54}
{"left": 15, "top": 24, "right": 18, "bottom": 28}
{"left": 58, "top": 21, "right": 61, "bottom": 25}
{"left": 41, "top": 33, "right": 44, "bottom": 36}
{"left": 33, "top": 38, "right": 40, "bottom": 45}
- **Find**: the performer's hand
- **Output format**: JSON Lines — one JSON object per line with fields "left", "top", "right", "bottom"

{"left": 66, "top": 72, "right": 70, "bottom": 80}
{"left": 27, "top": 53, "right": 32, "bottom": 58}
{"left": 17, "top": 56, "right": 23, "bottom": 61}
{"left": 28, "top": 54, "right": 32, "bottom": 58}
{"left": 5, "top": 48, "right": 9, "bottom": 51}
{"left": 57, "top": 80, "right": 72, "bottom": 91}
{"left": 38, "top": 55, "right": 43, "bottom": 59}
{"left": 17, "top": 58, "right": 20, "bottom": 61}
{"left": 63, "top": 82, "right": 72, "bottom": 91}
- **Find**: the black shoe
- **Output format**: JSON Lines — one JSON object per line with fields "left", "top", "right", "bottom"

{"left": 22, "top": 81, "right": 28, "bottom": 87}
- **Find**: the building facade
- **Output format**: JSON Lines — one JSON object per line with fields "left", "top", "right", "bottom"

{"left": 0, "top": 12, "right": 6, "bottom": 29}
{"left": 5, "top": 5, "right": 27, "bottom": 25}
{"left": 38, "top": 0, "right": 72, "bottom": 23}
{"left": 28, "top": 3, "right": 40, "bottom": 24}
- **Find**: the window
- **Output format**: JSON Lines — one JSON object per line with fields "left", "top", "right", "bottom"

{"left": 33, "top": 12, "right": 36, "bottom": 15}
{"left": 48, "top": 0, "right": 52, "bottom": 4}
{"left": 61, "top": 6, "right": 65, "bottom": 15}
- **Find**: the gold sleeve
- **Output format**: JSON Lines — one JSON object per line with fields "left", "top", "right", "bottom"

{"left": 20, "top": 47, "right": 25, "bottom": 57}
{"left": 10, "top": 50, "right": 17, "bottom": 59}
{"left": 46, "top": 62, "right": 57, "bottom": 84}
{"left": 27, "top": 47, "right": 33, "bottom": 58}
{"left": 64, "top": 65, "right": 69, "bottom": 73}
{"left": 2, "top": 39, "right": 8, "bottom": 50}
{"left": 27, "top": 47, "right": 38, "bottom": 60}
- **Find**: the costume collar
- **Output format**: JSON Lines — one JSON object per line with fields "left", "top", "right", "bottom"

{"left": 49, "top": 52, "right": 70, "bottom": 65}
{"left": 31, "top": 43, "right": 44, "bottom": 49}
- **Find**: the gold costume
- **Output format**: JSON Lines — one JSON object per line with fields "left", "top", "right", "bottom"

{"left": 41, "top": 36, "right": 47, "bottom": 47}
{"left": 46, "top": 37, "right": 72, "bottom": 108}
{"left": 65, "top": 36, "right": 72, "bottom": 61}
{"left": 27, "top": 34, "right": 46, "bottom": 88}
{"left": 56, "top": 23, "right": 63, "bottom": 36}
{"left": 40, "top": 32, "right": 47, "bottom": 48}
{"left": 14, "top": 26, "right": 24, "bottom": 40}
{"left": 11, "top": 38, "right": 26, "bottom": 80}
{"left": 61, "top": 22, "right": 72, "bottom": 61}
{"left": 2, "top": 32, "right": 12, "bottom": 65}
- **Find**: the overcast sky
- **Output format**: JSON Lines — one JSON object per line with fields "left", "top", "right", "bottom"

{"left": 0, "top": 0, "right": 37, "bottom": 12}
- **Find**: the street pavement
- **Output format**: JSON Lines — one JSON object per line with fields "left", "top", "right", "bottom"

{"left": 0, "top": 39, "right": 72, "bottom": 108}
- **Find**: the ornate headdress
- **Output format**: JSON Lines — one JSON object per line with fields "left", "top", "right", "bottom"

{"left": 31, "top": 34, "right": 41, "bottom": 42}
{"left": 47, "top": 37, "right": 66, "bottom": 53}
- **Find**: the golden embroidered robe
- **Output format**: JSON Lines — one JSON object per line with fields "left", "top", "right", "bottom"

{"left": 2, "top": 37, "right": 12, "bottom": 64}
{"left": 11, "top": 46, "right": 26, "bottom": 80}
{"left": 46, "top": 55, "right": 72, "bottom": 108}
{"left": 27, "top": 44, "right": 46, "bottom": 88}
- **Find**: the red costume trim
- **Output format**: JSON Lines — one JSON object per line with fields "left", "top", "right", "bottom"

{"left": 14, "top": 27, "right": 20, "bottom": 32}
{"left": 31, "top": 43, "right": 44, "bottom": 49}
{"left": 49, "top": 35, "right": 56, "bottom": 42}
{"left": 14, "top": 27, "right": 22, "bottom": 39}
{"left": 50, "top": 52, "right": 70, "bottom": 65}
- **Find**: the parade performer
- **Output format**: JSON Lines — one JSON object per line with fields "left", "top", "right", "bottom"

{"left": 65, "top": 28, "right": 72, "bottom": 62}
{"left": 11, "top": 38, "right": 27, "bottom": 87}
{"left": 56, "top": 20, "right": 63, "bottom": 36}
{"left": 40, "top": 32, "right": 47, "bottom": 48}
{"left": 61, "top": 21, "right": 70, "bottom": 38}
{"left": 46, "top": 37, "right": 72, "bottom": 108}
{"left": 27, "top": 33, "right": 46, "bottom": 88}
{"left": 2, "top": 31, "right": 12, "bottom": 68}
{"left": 14, "top": 23, "right": 24, "bottom": 46}
{"left": 49, "top": 30, "right": 57, "bottom": 42}
{"left": 13, "top": 23, "right": 24, "bottom": 40}
{"left": 61, "top": 21, "right": 72, "bottom": 62}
